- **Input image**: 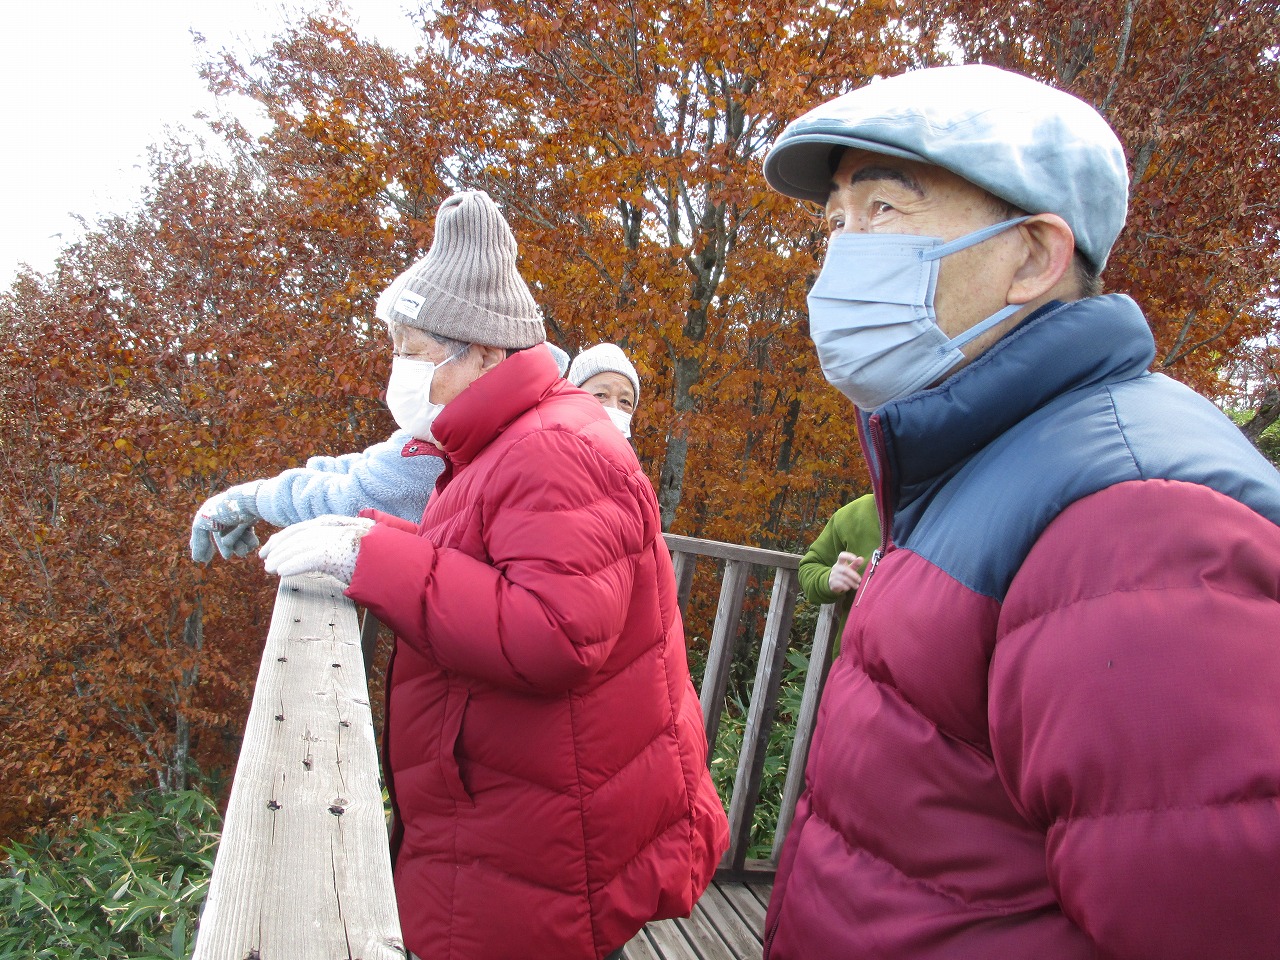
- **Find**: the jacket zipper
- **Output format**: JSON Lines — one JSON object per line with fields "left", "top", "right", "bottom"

{"left": 855, "top": 548, "right": 882, "bottom": 607}
{"left": 764, "top": 412, "right": 889, "bottom": 956}
{"left": 855, "top": 413, "right": 893, "bottom": 608}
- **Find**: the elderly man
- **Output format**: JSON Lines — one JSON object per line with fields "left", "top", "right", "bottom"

{"left": 761, "top": 65, "right": 1280, "bottom": 959}
{"left": 259, "top": 190, "right": 727, "bottom": 960}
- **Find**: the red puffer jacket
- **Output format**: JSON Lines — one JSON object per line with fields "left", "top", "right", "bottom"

{"left": 347, "top": 346, "right": 728, "bottom": 960}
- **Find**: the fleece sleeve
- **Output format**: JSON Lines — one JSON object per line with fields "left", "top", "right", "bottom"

{"left": 798, "top": 495, "right": 880, "bottom": 605}
{"left": 348, "top": 428, "right": 651, "bottom": 695}
{"left": 798, "top": 515, "right": 843, "bottom": 606}
{"left": 254, "top": 431, "right": 442, "bottom": 526}
{"left": 991, "top": 479, "right": 1280, "bottom": 960}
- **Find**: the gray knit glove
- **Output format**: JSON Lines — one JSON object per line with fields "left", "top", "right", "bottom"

{"left": 190, "top": 481, "right": 263, "bottom": 563}
{"left": 259, "top": 515, "right": 374, "bottom": 585}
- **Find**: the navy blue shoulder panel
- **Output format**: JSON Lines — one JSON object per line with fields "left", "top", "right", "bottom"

{"left": 902, "top": 372, "right": 1280, "bottom": 600}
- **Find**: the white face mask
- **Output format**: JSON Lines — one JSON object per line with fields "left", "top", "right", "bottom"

{"left": 385, "top": 353, "right": 458, "bottom": 442}
{"left": 605, "top": 406, "right": 633, "bottom": 438}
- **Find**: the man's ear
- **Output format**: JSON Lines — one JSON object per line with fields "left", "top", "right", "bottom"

{"left": 1008, "top": 214, "right": 1076, "bottom": 304}
{"left": 475, "top": 344, "right": 508, "bottom": 372}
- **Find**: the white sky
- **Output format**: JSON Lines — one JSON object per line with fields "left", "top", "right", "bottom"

{"left": 1, "top": 0, "right": 421, "bottom": 288}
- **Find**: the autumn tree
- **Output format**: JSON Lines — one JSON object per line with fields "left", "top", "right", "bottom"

{"left": 0, "top": 145, "right": 263, "bottom": 838}
{"left": 206, "top": 3, "right": 929, "bottom": 547}
{"left": 0, "top": 128, "right": 400, "bottom": 840}
{"left": 917, "top": 0, "right": 1280, "bottom": 403}
{"left": 419, "top": 0, "right": 926, "bottom": 540}
{"left": 217, "top": 0, "right": 1279, "bottom": 545}
{"left": 4, "top": 0, "right": 1277, "bottom": 841}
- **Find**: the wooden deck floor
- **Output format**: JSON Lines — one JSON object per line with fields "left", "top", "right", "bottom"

{"left": 620, "top": 880, "right": 773, "bottom": 960}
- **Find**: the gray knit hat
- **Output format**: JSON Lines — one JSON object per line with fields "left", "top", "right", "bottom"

{"left": 377, "top": 190, "right": 545, "bottom": 348}
{"left": 545, "top": 341, "right": 571, "bottom": 376}
{"left": 568, "top": 343, "right": 640, "bottom": 406}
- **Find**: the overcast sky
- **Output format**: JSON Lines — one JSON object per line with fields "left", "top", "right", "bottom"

{"left": 1, "top": 0, "right": 420, "bottom": 288}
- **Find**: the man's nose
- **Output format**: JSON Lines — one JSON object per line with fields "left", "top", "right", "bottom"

{"left": 600, "top": 397, "right": 619, "bottom": 409}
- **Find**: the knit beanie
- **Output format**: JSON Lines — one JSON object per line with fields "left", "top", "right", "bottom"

{"left": 545, "top": 341, "right": 571, "bottom": 376}
{"left": 377, "top": 191, "right": 545, "bottom": 349}
{"left": 568, "top": 343, "right": 641, "bottom": 406}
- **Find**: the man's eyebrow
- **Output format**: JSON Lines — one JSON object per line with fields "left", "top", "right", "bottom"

{"left": 828, "top": 165, "right": 925, "bottom": 197}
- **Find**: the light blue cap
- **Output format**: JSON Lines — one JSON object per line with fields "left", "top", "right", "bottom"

{"left": 763, "top": 65, "right": 1129, "bottom": 271}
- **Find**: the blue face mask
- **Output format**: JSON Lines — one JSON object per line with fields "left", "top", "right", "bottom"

{"left": 807, "top": 217, "right": 1030, "bottom": 410}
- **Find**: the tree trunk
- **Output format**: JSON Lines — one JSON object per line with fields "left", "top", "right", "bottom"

{"left": 1240, "top": 387, "right": 1280, "bottom": 446}
{"left": 168, "top": 600, "right": 203, "bottom": 793}
{"left": 658, "top": 431, "right": 690, "bottom": 530}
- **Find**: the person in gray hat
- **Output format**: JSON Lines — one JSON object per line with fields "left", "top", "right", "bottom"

{"left": 188, "top": 261, "right": 571, "bottom": 565}
{"left": 760, "top": 65, "right": 1280, "bottom": 959}
{"left": 257, "top": 190, "right": 728, "bottom": 960}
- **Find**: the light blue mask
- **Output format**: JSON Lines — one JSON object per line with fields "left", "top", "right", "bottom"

{"left": 807, "top": 217, "right": 1030, "bottom": 410}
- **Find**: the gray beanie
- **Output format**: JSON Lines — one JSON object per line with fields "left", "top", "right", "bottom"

{"left": 545, "top": 341, "right": 571, "bottom": 376}
{"left": 568, "top": 343, "right": 641, "bottom": 406}
{"left": 377, "top": 190, "right": 545, "bottom": 348}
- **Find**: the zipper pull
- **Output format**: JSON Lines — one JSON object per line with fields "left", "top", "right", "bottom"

{"left": 854, "top": 549, "right": 882, "bottom": 607}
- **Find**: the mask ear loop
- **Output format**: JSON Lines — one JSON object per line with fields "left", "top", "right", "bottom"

{"left": 919, "top": 217, "right": 1032, "bottom": 355}
{"left": 437, "top": 340, "right": 470, "bottom": 368}
{"left": 922, "top": 216, "right": 1030, "bottom": 261}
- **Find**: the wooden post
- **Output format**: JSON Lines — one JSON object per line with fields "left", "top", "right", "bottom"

{"left": 698, "top": 558, "right": 750, "bottom": 749}
{"left": 772, "top": 602, "right": 840, "bottom": 860}
{"left": 724, "top": 567, "right": 799, "bottom": 871}
{"left": 191, "top": 573, "right": 402, "bottom": 960}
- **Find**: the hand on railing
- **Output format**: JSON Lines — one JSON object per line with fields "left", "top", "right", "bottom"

{"left": 259, "top": 515, "right": 374, "bottom": 584}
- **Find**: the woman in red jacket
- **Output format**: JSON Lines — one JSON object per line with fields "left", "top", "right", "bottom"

{"left": 260, "top": 190, "right": 728, "bottom": 960}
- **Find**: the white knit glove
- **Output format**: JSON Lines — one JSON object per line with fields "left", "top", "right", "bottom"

{"left": 259, "top": 515, "right": 375, "bottom": 584}
{"left": 190, "top": 481, "right": 263, "bottom": 563}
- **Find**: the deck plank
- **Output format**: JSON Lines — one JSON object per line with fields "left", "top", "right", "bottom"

{"left": 675, "top": 903, "right": 738, "bottom": 959}
{"left": 747, "top": 883, "right": 773, "bottom": 910}
{"left": 695, "top": 883, "right": 764, "bottom": 956}
{"left": 620, "top": 932, "right": 665, "bottom": 960}
{"left": 716, "top": 881, "right": 769, "bottom": 937}
{"left": 624, "top": 880, "right": 770, "bottom": 960}
{"left": 642, "top": 919, "right": 704, "bottom": 960}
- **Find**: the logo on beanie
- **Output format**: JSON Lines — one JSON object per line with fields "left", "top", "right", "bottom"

{"left": 394, "top": 289, "right": 426, "bottom": 320}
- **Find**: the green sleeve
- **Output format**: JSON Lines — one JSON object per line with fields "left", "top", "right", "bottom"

{"left": 798, "top": 514, "right": 844, "bottom": 606}
{"left": 797, "top": 495, "right": 882, "bottom": 606}
{"left": 837, "top": 495, "right": 882, "bottom": 569}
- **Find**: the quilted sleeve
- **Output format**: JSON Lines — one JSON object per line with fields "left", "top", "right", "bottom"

{"left": 350, "top": 428, "right": 653, "bottom": 694}
{"left": 255, "top": 432, "right": 442, "bottom": 526}
{"left": 991, "top": 478, "right": 1280, "bottom": 960}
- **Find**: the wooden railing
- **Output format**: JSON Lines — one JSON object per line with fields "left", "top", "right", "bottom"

{"left": 664, "top": 535, "right": 840, "bottom": 879}
{"left": 191, "top": 574, "right": 403, "bottom": 960}
{"left": 192, "top": 534, "right": 839, "bottom": 958}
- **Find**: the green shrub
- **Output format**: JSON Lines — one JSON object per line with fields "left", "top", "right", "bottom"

{"left": 0, "top": 790, "right": 219, "bottom": 960}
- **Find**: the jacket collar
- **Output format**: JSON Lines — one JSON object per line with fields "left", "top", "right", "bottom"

{"left": 865, "top": 294, "right": 1156, "bottom": 507}
{"left": 432, "top": 345, "right": 560, "bottom": 468}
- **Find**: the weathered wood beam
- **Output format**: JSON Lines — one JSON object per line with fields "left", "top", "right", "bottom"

{"left": 191, "top": 573, "right": 402, "bottom": 960}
